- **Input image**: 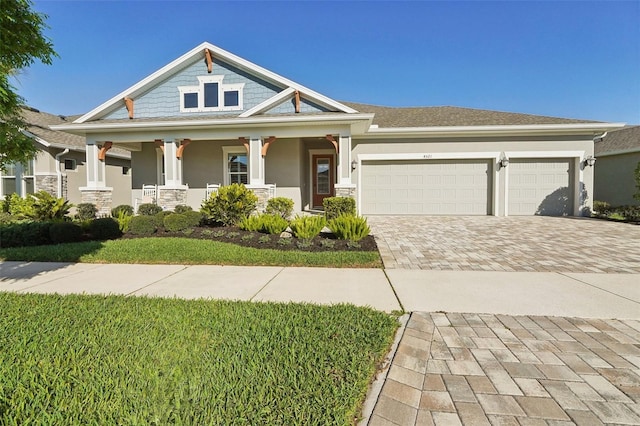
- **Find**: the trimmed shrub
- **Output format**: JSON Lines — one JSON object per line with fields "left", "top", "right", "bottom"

{"left": 88, "top": 218, "right": 122, "bottom": 240}
{"left": 137, "top": 203, "right": 163, "bottom": 216}
{"left": 0, "top": 221, "right": 52, "bottom": 248}
{"left": 0, "top": 212, "right": 14, "bottom": 224}
{"left": 75, "top": 203, "right": 97, "bottom": 221}
{"left": 261, "top": 214, "right": 289, "bottom": 234}
{"left": 265, "top": 197, "right": 294, "bottom": 220}
{"left": 49, "top": 222, "right": 84, "bottom": 244}
{"left": 111, "top": 204, "right": 134, "bottom": 218}
{"left": 183, "top": 210, "right": 204, "bottom": 227}
{"left": 174, "top": 205, "right": 193, "bottom": 214}
{"left": 129, "top": 215, "right": 157, "bottom": 236}
{"left": 592, "top": 200, "right": 611, "bottom": 216}
{"left": 200, "top": 183, "right": 258, "bottom": 226}
{"left": 154, "top": 210, "right": 173, "bottom": 228}
{"left": 323, "top": 197, "right": 356, "bottom": 220}
{"left": 289, "top": 215, "right": 326, "bottom": 239}
{"left": 328, "top": 214, "right": 370, "bottom": 241}
{"left": 29, "top": 191, "right": 72, "bottom": 221}
{"left": 163, "top": 213, "right": 191, "bottom": 232}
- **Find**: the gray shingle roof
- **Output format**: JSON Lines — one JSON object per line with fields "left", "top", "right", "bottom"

{"left": 341, "top": 102, "right": 601, "bottom": 127}
{"left": 595, "top": 125, "right": 640, "bottom": 155}
{"left": 21, "top": 108, "right": 130, "bottom": 158}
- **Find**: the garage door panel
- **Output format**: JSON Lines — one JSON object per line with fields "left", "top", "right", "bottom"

{"left": 361, "top": 159, "right": 490, "bottom": 215}
{"left": 508, "top": 159, "right": 573, "bottom": 216}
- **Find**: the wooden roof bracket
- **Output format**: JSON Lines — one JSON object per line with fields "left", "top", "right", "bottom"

{"left": 326, "top": 135, "right": 339, "bottom": 153}
{"left": 176, "top": 139, "right": 191, "bottom": 159}
{"left": 204, "top": 48, "right": 213, "bottom": 73}
{"left": 124, "top": 97, "right": 134, "bottom": 119}
{"left": 98, "top": 142, "right": 113, "bottom": 161}
{"left": 261, "top": 136, "right": 276, "bottom": 157}
{"left": 239, "top": 137, "right": 250, "bottom": 153}
{"left": 294, "top": 90, "right": 301, "bottom": 113}
{"left": 154, "top": 139, "right": 165, "bottom": 153}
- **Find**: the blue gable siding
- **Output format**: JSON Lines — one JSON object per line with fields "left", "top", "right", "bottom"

{"left": 103, "top": 57, "right": 330, "bottom": 120}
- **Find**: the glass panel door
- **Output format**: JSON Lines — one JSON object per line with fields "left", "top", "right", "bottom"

{"left": 316, "top": 158, "right": 330, "bottom": 194}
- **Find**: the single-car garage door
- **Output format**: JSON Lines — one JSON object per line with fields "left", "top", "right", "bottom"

{"left": 508, "top": 158, "right": 573, "bottom": 216}
{"left": 361, "top": 159, "right": 491, "bottom": 215}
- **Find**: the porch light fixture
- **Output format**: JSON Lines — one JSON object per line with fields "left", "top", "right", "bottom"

{"left": 499, "top": 158, "right": 509, "bottom": 169}
{"left": 583, "top": 155, "right": 596, "bottom": 167}
{"left": 351, "top": 160, "right": 357, "bottom": 171}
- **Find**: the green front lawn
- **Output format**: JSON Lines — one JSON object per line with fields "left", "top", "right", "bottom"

{"left": 0, "top": 237, "right": 381, "bottom": 268}
{"left": 0, "top": 293, "right": 398, "bottom": 424}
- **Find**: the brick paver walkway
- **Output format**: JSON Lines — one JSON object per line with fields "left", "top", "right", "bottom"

{"left": 369, "top": 312, "right": 640, "bottom": 425}
{"left": 368, "top": 216, "right": 640, "bottom": 273}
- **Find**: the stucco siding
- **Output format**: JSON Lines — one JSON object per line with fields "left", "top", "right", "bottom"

{"left": 594, "top": 152, "right": 640, "bottom": 206}
{"left": 106, "top": 157, "right": 133, "bottom": 207}
{"left": 265, "top": 138, "right": 303, "bottom": 211}
{"left": 182, "top": 140, "right": 227, "bottom": 188}
{"left": 63, "top": 150, "right": 86, "bottom": 204}
{"left": 132, "top": 143, "right": 161, "bottom": 189}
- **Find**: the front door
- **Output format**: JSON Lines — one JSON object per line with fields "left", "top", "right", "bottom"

{"left": 312, "top": 154, "right": 335, "bottom": 209}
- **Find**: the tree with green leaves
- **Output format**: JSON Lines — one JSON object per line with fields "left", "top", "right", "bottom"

{"left": 0, "top": 0, "right": 57, "bottom": 171}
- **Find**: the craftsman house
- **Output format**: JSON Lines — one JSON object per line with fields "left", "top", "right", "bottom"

{"left": 52, "top": 42, "right": 622, "bottom": 216}
{"left": 0, "top": 107, "right": 131, "bottom": 207}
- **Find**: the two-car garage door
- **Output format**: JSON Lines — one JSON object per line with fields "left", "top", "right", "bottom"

{"left": 360, "top": 157, "right": 574, "bottom": 216}
{"left": 361, "top": 160, "right": 491, "bottom": 215}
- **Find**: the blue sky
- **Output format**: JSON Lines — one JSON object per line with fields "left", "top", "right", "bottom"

{"left": 15, "top": 1, "right": 640, "bottom": 124}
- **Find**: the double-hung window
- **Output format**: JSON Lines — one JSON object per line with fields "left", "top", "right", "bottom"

{"left": 179, "top": 76, "right": 244, "bottom": 112}
{"left": 222, "top": 146, "right": 248, "bottom": 185}
{"left": 0, "top": 160, "right": 35, "bottom": 198}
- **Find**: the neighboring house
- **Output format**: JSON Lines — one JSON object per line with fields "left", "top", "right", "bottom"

{"left": 52, "top": 42, "right": 622, "bottom": 216}
{"left": 0, "top": 107, "right": 132, "bottom": 207}
{"left": 594, "top": 125, "right": 640, "bottom": 206}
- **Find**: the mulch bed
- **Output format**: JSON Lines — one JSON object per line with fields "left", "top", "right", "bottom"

{"left": 122, "top": 225, "right": 378, "bottom": 252}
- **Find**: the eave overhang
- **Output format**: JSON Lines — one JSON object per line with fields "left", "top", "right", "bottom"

{"left": 359, "top": 123, "right": 626, "bottom": 139}
{"left": 52, "top": 113, "right": 375, "bottom": 136}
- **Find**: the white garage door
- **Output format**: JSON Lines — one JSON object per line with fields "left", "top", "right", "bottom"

{"left": 508, "top": 159, "right": 573, "bottom": 216}
{"left": 361, "top": 160, "right": 491, "bottom": 215}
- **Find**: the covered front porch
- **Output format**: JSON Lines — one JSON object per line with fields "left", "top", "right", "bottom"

{"left": 80, "top": 121, "right": 364, "bottom": 215}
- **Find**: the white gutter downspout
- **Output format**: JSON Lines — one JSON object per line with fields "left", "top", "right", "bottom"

{"left": 55, "top": 148, "right": 69, "bottom": 198}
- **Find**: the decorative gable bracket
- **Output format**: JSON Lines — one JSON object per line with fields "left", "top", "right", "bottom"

{"left": 98, "top": 142, "right": 113, "bottom": 160}
{"left": 326, "top": 135, "right": 339, "bottom": 153}
{"left": 204, "top": 48, "right": 213, "bottom": 73}
{"left": 261, "top": 136, "right": 277, "bottom": 157}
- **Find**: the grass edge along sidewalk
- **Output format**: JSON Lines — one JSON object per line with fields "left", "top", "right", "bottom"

{"left": 0, "top": 237, "right": 382, "bottom": 268}
{"left": 0, "top": 292, "right": 399, "bottom": 425}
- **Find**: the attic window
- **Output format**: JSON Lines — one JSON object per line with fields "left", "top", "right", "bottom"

{"left": 178, "top": 76, "right": 244, "bottom": 112}
{"left": 184, "top": 93, "right": 198, "bottom": 109}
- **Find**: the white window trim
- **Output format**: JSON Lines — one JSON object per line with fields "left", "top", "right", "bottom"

{"left": 222, "top": 146, "right": 249, "bottom": 186}
{"left": 178, "top": 75, "right": 245, "bottom": 113}
{"left": 0, "top": 159, "right": 35, "bottom": 197}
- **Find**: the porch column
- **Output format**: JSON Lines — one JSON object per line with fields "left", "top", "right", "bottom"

{"left": 162, "top": 139, "right": 181, "bottom": 187}
{"left": 335, "top": 133, "right": 356, "bottom": 199}
{"left": 80, "top": 137, "right": 112, "bottom": 216}
{"left": 85, "top": 139, "right": 106, "bottom": 187}
{"left": 249, "top": 137, "right": 264, "bottom": 185}
{"left": 338, "top": 134, "right": 352, "bottom": 184}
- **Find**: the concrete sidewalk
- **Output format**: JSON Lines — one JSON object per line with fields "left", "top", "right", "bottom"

{"left": 1, "top": 261, "right": 638, "bottom": 319}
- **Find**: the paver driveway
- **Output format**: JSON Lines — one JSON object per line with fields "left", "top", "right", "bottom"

{"left": 369, "top": 312, "right": 640, "bottom": 426}
{"left": 368, "top": 216, "right": 640, "bottom": 273}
